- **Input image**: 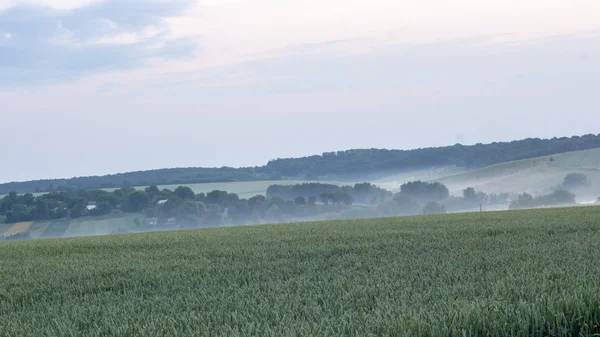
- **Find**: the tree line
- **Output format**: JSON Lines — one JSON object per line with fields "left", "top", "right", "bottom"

{"left": 266, "top": 182, "right": 393, "bottom": 205}
{"left": 3, "top": 134, "right": 600, "bottom": 194}
{"left": 1, "top": 174, "right": 591, "bottom": 232}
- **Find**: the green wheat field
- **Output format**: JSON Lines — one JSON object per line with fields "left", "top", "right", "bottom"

{"left": 1, "top": 206, "right": 600, "bottom": 336}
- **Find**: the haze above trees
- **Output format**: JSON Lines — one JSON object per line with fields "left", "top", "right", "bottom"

{"left": 2, "top": 134, "right": 600, "bottom": 194}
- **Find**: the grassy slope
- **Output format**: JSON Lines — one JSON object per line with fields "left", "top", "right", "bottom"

{"left": 435, "top": 148, "right": 600, "bottom": 196}
{"left": 2, "top": 207, "right": 600, "bottom": 336}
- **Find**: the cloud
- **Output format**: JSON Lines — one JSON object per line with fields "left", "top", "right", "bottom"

{"left": 0, "top": 0, "right": 198, "bottom": 85}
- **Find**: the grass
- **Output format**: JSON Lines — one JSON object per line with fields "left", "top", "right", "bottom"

{"left": 435, "top": 148, "right": 600, "bottom": 196}
{"left": 2, "top": 206, "right": 600, "bottom": 336}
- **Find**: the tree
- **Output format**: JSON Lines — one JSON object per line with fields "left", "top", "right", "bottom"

{"left": 97, "top": 193, "right": 120, "bottom": 208}
{"left": 307, "top": 196, "right": 317, "bottom": 206}
{"left": 69, "top": 203, "right": 86, "bottom": 219}
{"left": 88, "top": 201, "right": 113, "bottom": 216}
{"left": 122, "top": 191, "right": 149, "bottom": 212}
{"left": 5, "top": 204, "right": 35, "bottom": 223}
{"left": 174, "top": 186, "right": 195, "bottom": 200}
{"left": 34, "top": 199, "right": 50, "bottom": 220}
{"left": 248, "top": 195, "right": 267, "bottom": 206}
{"left": 203, "top": 204, "right": 223, "bottom": 227}
{"left": 157, "top": 199, "right": 178, "bottom": 218}
{"left": 22, "top": 193, "right": 35, "bottom": 207}
{"left": 400, "top": 181, "right": 449, "bottom": 202}
{"left": 179, "top": 201, "right": 204, "bottom": 218}
{"left": 320, "top": 193, "right": 333, "bottom": 205}
{"left": 0, "top": 195, "right": 15, "bottom": 214}
{"left": 206, "top": 190, "right": 229, "bottom": 206}
{"left": 509, "top": 193, "right": 534, "bottom": 210}
{"left": 265, "top": 205, "right": 283, "bottom": 223}
{"left": 535, "top": 189, "right": 576, "bottom": 206}
{"left": 563, "top": 173, "right": 590, "bottom": 190}
{"left": 294, "top": 196, "right": 306, "bottom": 205}
{"left": 270, "top": 196, "right": 284, "bottom": 206}
{"left": 337, "top": 192, "right": 353, "bottom": 206}
{"left": 392, "top": 194, "right": 422, "bottom": 215}
{"left": 422, "top": 202, "right": 446, "bottom": 215}
{"left": 463, "top": 187, "right": 477, "bottom": 201}
{"left": 145, "top": 185, "right": 161, "bottom": 200}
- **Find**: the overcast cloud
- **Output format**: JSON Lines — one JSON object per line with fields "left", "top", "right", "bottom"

{"left": 1, "top": 0, "right": 599, "bottom": 182}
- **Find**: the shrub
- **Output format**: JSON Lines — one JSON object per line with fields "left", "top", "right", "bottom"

{"left": 563, "top": 173, "right": 591, "bottom": 190}
{"left": 422, "top": 202, "right": 446, "bottom": 215}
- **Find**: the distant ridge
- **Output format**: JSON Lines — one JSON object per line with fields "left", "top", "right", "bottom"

{"left": 2, "top": 134, "right": 600, "bottom": 194}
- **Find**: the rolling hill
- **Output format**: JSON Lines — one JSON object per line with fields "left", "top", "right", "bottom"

{"left": 2, "top": 133, "right": 600, "bottom": 194}
{"left": 435, "top": 148, "right": 600, "bottom": 198}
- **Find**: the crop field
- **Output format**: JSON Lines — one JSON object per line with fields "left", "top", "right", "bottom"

{"left": 0, "top": 221, "right": 32, "bottom": 237}
{"left": 61, "top": 213, "right": 141, "bottom": 238}
{"left": 1, "top": 207, "right": 600, "bottom": 336}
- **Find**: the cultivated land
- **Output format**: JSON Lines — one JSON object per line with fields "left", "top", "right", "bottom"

{"left": 436, "top": 148, "right": 600, "bottom": 196}
{"left": 0, "top": 214, "right": 144, "bottom": 240}
{"left": 1, "top": 207, "right": 600, "bottom": 336}
{"left": 1, "top": 221, "right": 32, "bottom": 237}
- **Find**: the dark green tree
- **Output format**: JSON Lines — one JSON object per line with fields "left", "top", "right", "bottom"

{"left": 563, "top": 173, "right": 590, "bottom": 190}
{"left": 174, "top": 186, "right": 195, "bottom": 200}
{"left": 122, "top": 191, "right": 149, "bottom": 212}
{"left": 34, "top": 199, "right": 50, "bottom": 220}
{"left": 463, "top": 187, "right": 477, "bottom": 201}
{"left": 69, "top": 203, "right": 86, "bottom": 219}
{"left": 422, "top": 202, "right": 446, "bottom": 215}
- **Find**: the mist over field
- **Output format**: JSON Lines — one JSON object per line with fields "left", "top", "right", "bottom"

{"left": 3, "top": 145, "right": 600, "bottom": 241}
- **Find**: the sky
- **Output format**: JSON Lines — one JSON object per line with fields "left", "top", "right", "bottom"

{"left": 1, "top": 0, "right": 599, "bottom": 182}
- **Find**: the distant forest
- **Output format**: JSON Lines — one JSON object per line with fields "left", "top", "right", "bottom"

{"left": 2, "top": 134, "right": 600, "bottom": 194}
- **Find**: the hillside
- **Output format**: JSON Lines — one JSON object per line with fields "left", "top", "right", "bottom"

{"left": 2, "top": 133, "right": 600, "bottom": 194}
{"left": 2, "top": 207, "right": 600, "bottom": 336}
{"left": 435, "top": 148, "right": 600, "bottom": 197}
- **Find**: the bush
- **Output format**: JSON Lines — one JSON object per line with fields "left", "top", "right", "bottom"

{"left": 400, "top": 181, "right": 449, "bottom": 202}
{"left": 563, "top": 173, "right": 590, "bottom": 190}
{"left": 510, "top": 190, "right": 576, "bottom": 210}
{"left": 422, "top": 202, "right": 446, "bottom": 215}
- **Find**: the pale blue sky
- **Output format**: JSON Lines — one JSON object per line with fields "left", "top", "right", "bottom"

{"left": 1, "top": 0, "right": 599, "bottom": 182}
